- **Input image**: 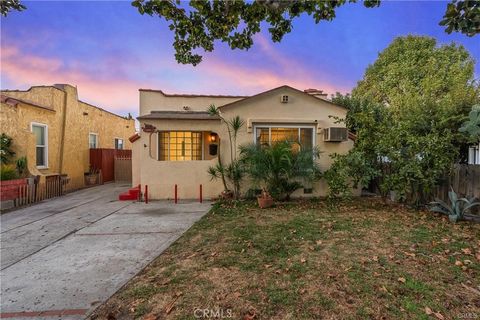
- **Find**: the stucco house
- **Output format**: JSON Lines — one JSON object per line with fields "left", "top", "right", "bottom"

{"left": 1, "top": 84, "right": 135, "bottom": 189}
{"left": 132, "top": 85, "right": 357, "bottom": 200}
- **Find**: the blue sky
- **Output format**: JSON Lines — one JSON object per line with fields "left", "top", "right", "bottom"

{"left": 1, "top": 0, "right": 479, "bottom": 116}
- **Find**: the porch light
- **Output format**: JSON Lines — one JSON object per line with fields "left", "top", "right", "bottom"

{"left": 209, "top": 132, "right": 218, "bottom": 143}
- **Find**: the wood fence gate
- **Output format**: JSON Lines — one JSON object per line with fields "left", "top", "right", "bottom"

{"left": 114, "top": 154, "right": 132, "bottom": 182}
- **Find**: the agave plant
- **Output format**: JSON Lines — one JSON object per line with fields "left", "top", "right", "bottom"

{"left": 429, "top": 188, "right": 480, "bottom": 222}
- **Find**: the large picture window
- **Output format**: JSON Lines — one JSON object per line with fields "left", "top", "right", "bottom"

{"left": 255, "top": 126, "right": 314, "bottom": 149}
{"left": 31, "top": 122, "right": 48, "bottom": 168}
{"left": 158, "top": 131, "right": 203, "bottom": 161}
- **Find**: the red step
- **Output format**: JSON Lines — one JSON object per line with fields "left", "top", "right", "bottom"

{"left": 118, "top": 187, "right": 140, "bottom": 201}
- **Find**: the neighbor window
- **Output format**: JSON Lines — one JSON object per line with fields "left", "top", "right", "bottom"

{"left": 31, "top": 123, "right": 48, "bottom": 168}
{"left": 158, "top": 131, "right": 203, "bottom": 161}
{"left": 114, "top": 138, "right": 124, "bottom": 150}
{"left": 89, "top": 133, "right": 98, "bottom": 149}
{"left": 255, "top": 126, "right": 314, "bottom": 149}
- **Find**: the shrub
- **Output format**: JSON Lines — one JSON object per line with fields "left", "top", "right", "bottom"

{"left": 1, "top": 164, "right": 19, "bottom": 181}
{"left": 0, "top": 133, "right": 15, "bottom": 164}
{"left": 429, "top": 188, "right": 480, "bottom": 223}
{"left": 239, "top": 141, "right": 321, "bottom": 200}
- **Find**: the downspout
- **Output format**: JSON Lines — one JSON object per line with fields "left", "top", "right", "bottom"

{"left": 58, "top": 90, "right": 68, "bottom": 173}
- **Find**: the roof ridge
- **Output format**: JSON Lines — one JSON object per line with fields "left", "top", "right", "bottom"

{"left": 139, "top": 88, "right": 249, "bottom": 98}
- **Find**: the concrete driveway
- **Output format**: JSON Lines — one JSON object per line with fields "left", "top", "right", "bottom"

{"left": 0, "top": 183, "right": 211, "bottom": 319}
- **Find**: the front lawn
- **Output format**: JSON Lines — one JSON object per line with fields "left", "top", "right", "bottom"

{"left": 91, "top": 198, "right": 480, "bottom": 320}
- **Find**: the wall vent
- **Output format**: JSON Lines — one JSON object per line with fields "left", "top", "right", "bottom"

{"left": 281, "top": 95, "right": 289, "bottom": 103}
{"left": 323, "top": 127, "right": 348, "bottom": 142}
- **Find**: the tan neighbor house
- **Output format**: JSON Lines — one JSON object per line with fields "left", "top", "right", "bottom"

{"left": 1, "top": 84, "right": 135, "bottom": 189}
{"left": 133, "top": 85, "right": 357, "bottom": 200}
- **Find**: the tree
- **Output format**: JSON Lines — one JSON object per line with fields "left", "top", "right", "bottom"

{"left": 1, "top": 0, "right": 25, "bottom": 16}
{"left": 327, "top": 36, "right": 479, "bottom": 205}
{"left": 130, "top": 0, "right": 480, "bottom": 65}
{"left": 0, "top": 133, "right": 15, "bottom": 164}
{"left": 206, "top": 104, "right": 245, "bottom": 199}
{"left": 459, "top": 104, "right": 480, "bottom": 142}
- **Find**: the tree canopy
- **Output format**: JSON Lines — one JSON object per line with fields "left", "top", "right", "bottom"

{"left": 326, "top": 35, "right": 480, "bottom": 205}
{"left": 130, "top": 0, "right": 479, "bottom": 65}
{"left": 3, "top": 1, "right": 478, "bottom": 64}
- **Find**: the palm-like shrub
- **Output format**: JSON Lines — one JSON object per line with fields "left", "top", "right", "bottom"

{"left": 240, "top": 141, "right": 321, "bottom": 200}
{"left": 429, "top": 188, "right": 480, "bottom": 222}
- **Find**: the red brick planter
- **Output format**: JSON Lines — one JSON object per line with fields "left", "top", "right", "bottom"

{"left": 1, "top": 178, "right": 27, "bottom": 201}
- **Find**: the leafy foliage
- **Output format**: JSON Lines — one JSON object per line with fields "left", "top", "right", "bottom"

{"left": 459, "top": 104, "right": 480, "bottom": 142}
{"left": 439, "top": 0, "right": 480, "bottom": 37}
{"left": 0, "top": 164, "right": 18, "bottom": 181}
{"left": 239, "top": 141, "right": 321, "bottom": 200}
{"left": 132, "top": 0, "right": 478, "bottom": 65}
{"left": 207, "top": 104, "right": 245, "bottom": 199}
{"left": 0, "top": 0, "right": 25, "bottom": 16}
{"left": 0, "top": 133, "right": 15, "bottom": 164}
{"left": 15, "top": 156, "right": 28, "bottom": 177}
{"left": 324, "top": 150, "right": 380, "bottom": 198}
{"left": 328, "top": 36, "right": 479, "bottom": 205}
{"left": 429, "top": 188, "right": 480, "bottom": 222}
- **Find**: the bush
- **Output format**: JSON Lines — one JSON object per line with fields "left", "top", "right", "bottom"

{"left": 1, "top": 164, "right": 19, "bottom": 181}
{"left": 240, "top": 141, "right": 321, "bottom": 200}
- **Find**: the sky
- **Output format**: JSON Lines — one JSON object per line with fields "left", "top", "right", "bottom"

{"left": 1, "top": 0, "right": 479, "bottom": 117}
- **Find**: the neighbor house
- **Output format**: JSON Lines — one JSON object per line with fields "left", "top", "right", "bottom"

{"left": 132, "top": 85, "right": 357, "bottom": 199}
{"left": 0, "top": 84, "right": 135, "bottom": 189}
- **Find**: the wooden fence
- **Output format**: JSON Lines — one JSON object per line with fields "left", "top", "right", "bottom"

{"left": 90, "top": 148, "right": 132, "bottom": 183}
{"left": 15, "top": 176, "right": 69, "bottom": 207}
{"left": 434, "top": 164, "right": 480, "bottom": 202}
{"left": 114, "top": 155, "right": 132, "bottom": 182}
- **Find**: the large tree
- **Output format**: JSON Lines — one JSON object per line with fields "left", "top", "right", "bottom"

{"left": 131, "top": 0, "right": 479, "bottom": 65}
{"left": 3, "top": 1, "right": 478, "bottom": 64}
{"left": 327, "top": 35, "right": 479, "bottom": 204}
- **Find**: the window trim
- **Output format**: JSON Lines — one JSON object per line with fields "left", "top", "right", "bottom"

{"left": 31, "top": 122, "right": 48, "bottom": 169}
{"left": 157, "top": 131, "right": 205, "bottom": 161}
{"left": 89, "top": 132, "right": 98, "bottom": 149}
{"left": 253, "top": 124, "right": 316, "bottom": 148}
{"left": 114, "top": 137, "right": 124, "bottom": 150}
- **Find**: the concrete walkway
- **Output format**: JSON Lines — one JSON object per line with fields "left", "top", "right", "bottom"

{"left": 0, "top": 183, "right": 211, "bottom": 319}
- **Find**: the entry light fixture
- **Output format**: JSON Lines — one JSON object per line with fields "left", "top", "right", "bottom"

{"left": 209, "top": 132, "right": 218, "bottom": 143}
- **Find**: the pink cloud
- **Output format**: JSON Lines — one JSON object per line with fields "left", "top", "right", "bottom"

{"left": 1, "top": 45, "right": 150, "bottom": 114}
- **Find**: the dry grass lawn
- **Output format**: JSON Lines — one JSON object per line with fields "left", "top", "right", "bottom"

{"left": 90, "top": 198, "right": 480, "bottom": 320}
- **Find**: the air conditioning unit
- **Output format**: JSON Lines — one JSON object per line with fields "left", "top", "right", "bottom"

{"left": 323, "top": 127, "right": 348, "bottom": 142}
{"left": 280, "top": 95, "right": 289, "bottom": 103}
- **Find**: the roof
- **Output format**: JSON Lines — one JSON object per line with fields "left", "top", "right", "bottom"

{"left": 137, "top": 111, "right": 221, "bottom": 121}
{"left": 1, "top": 94, "right": 55, "bottom": 112}
{"left": 218, "top": 85, "right": 346, "bottom": 110}
{"left": 139, "top": 88, "right": 248, "bottom": 99}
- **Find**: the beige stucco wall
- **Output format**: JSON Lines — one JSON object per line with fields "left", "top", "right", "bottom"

{"left": 139, "top": 90, "right": 244, "bottom": 116}
{"left": 135, "top": 86, "right": 358, "bottom": 199}
{"left": 1, "top": 85, "right": 135, "bottom": 188}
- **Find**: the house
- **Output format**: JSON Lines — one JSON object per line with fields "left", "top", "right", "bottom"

{"left": 0, "top": 84, "right": 135, "bottom": 189}
{"left": 132, "top": 85, "right": 357, "bottom": 199}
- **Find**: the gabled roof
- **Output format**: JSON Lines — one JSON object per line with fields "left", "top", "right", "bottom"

{"left": 218, "top": 85, "right": 346, "bottom": 110}
{"left": 1, "top": 94, "right": 55, "bottom": 112}
{"left": 137, "top": 111, "right": 221, "bottom": 121}
{"left": 139, "top": 88, "right": 248, "bottom": 99}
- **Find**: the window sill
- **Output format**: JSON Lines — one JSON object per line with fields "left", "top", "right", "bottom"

{"left": 37, "top": 166, "right": 49, "bottom": 170}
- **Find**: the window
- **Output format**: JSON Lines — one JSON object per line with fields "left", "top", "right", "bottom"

{"left": 158, "top": 131, "right": 203, "bottom": 161}
{"left": 468, "top": 144, "right": 480, "bottom": 165}
{"left": 31, "top": 123, "right": 48, "bottom": 168}
{"left": 115, "top": 138, "right": 124, "bottom": 150}
{"left": 255, "top": 126, "right": 314, "bottom": 149}
{"left": 89, "top": 133, "right": 98, "bottom": 149}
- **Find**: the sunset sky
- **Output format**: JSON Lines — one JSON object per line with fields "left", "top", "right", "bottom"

{"left": 1, "top": 1, "right": 479, "bottom": 117}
